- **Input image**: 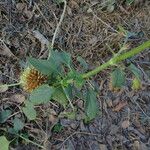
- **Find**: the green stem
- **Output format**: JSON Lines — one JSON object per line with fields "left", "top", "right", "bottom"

{"left": 82, "top": 61, "right": 111, "bottom": 79}
{"left": 82, "top": 40, "right": 150, "bottom": 79}
{"left": 112, "top": 40, "right": 150, "bottom": 63}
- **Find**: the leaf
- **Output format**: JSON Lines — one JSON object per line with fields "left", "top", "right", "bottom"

{"left": 0, "top": 136, "right": 10, "bottom": 150}
{"left": 74, "top": 75, "right": 85, "bottom": 88}
{"left": 99, "top": 144, "right": 107, "bottom": 150}
{"left": 8, "top": 128, "right": 17, "bottom": 135}
{"left": 107, "top": 4, "right": 115, "bottom": 13}
{"left": 84, "top": 89, "right": 99, "bottom": 121}
{"left": 132, "top": 77, "right": 141, "bottom": 90}
{"left": 126, "top": 0, "right": 134, "bottom": 5}
{"left": 128, "top": 63, "right": 142, "bottom": 80}
{"left": 11, "top": 94, "right": 25, "bottom": 103}
{"left": 112, "top": 101, "right": 127, "bottom": 112}
{"left": 60, "top": 51, "right": 72, "bottom": 67}
{"left": 0, "top": 84, "right": 8, "bottom": 93}
{"left": 111, "top": 68, "right": 125, "bottom": 89}
{"left": 22, "top": 101, "right": 36, "bottom": 120}
{"left": 48, "top": 50, "right": 62, "bottom": 67}
{"left": 66, "top": 70, "right": 85, "bottom": 88}
{"left": 52, "top": 123, "right": 63, "bottom": 132}
{"left": 77, "top": 56, "right": 88, "bottom": 72}
{"left": 52, "top": 87, "right": 68, "bottom": 108}
{"left": 48, "top": 109, "right": 57, "bottom": 124}
{"left": 29, "top": 84, "right": 54, "bottom": 105}
{"left": 0, "top": 42, "right": 16, "bottom": 58}
{"left": 49, "top": 50, "right": 72, "bottom": 68}
{"left": 13, "top": 118, "right": 24, "bottom": 132}
{"left": 121, "top": 120, "right": 130, "bottom": 129}
{"left": 0, "top": 110, "right": 12, "bottom": 123}
{"left": 27, "top": 57, "right": 52, "bottom": 75}
{"left": 28, "top": 51, "right": 72, "bottom": 77}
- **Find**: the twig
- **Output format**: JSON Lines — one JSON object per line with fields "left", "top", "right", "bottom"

{"left": 34, "top": 3, "right": 53, "bottom": 28}
{"left": 49, "top": 101, "right": 59, "bottom": 108}
{"left": 90, "top": 9, "right": 119, "bottom": 33}
{"left": 48, "top": 0, "right": 67, "bottom": 59}
{"left": 18, "top": 134, "right": 45, "bottom": 149}
{"left": 61, "top": 131, "right": 99, "bottom": 147}
{"left": 126, "top": 91, "right": 150, "bottom": 119}
{"left": 133, "top": 99, "right": 150, "bottom": 119}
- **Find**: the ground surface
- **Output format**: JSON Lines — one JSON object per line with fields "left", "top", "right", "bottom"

{"left": 0, "top": 0, "right": 150, "bottom": 150}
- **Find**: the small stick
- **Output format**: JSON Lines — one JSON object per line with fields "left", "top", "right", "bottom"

{"left": 48, "top": 0, "right": 67, "bottom": 59}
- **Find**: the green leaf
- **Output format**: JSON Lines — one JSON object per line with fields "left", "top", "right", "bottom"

{"left": 0, "top": 110, "right": 12, "bottom": 123}
{"left": 128, "top": 63, "right": 142, "bottom": 80}
{"left": 29, "top": 84, "right": 54, "bottom": 105}
{"left": 52, "top": 87, "right": 68, "bottom": 108}
{"left": 111, "top": 68, "right": 125, "bottom": 88}
{"left": 22, "top": 101, "right": 36, "bottom": 120}
{"left": 28, "top": 57, "right": 52, "bottom": 75}
{"left": 52, "top": 123, "right": 63, "bottom": 132}
{"left": 66, "top": 70, "right": 85, "bottom": 88}
{"left": 85, "top": 89, "right": 99, "bottom": 121}
{"left": 126, "top": 0, "right": 134, "bottom": 5}
{"left": 48, "top": 50, "right": 63, "bottom": 72}
{"left": 8, "top": 128, "right": 17, "bottom": 134}
{"left": 49, "top": 50, "right": 72, "bottom": 68}
{"left": 28, "top": 51, "right": 72, "bottom": 77}
{"left": 74, "top": 75, "right": 85, "bottom": 88}
{"left": 77, "top": 56, "right": 88, "bottom": 72}
{"left": 60, "top": 51, "right": 71, "bottom": 67}
{"left": 132, "top": 77, "right": 141, "bottom": 90}
{"left": 13, "top": 118, "right": 24, "bottom": 132}
{"left": 0, "top": 136, "right": 10, "bottom": 150}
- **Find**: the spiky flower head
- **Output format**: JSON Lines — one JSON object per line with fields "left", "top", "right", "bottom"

{"left": 20, "top": 67, "right": 48, "bottom": 92}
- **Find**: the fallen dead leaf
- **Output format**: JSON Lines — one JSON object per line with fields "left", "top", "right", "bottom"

{"left": 16, "top": 3, "right": 33, "bottom": 20}
{"left": 99, "top": 144, "right": 108, "bottom": 150}
{"left": 106, "top": 99, "right": 113, "bottom": 108}
{"left": 133, "top": 140, "right": 140, "bottom": 150}
{"left": 121, "top": 120, "right": 130, "bottom": 129}
{"left": 67, "top": 6, "right": 72, "bottom": 15}
{"left": 0, "top": 42, "right": 16, "bottom": 58}
{"left": 0, "top": 84, "right": 8, "bottom": 93}
{"left": 112, "top": 101, "right": 127, "bottom": 112}
{"left": 49, "top": 109, "right": 58, "bottom": 124}
{"left": 69, "top": 0, "right": 79, "bottom": 9}
{"left": 16, "top": 3, "right": 27, "bottom": 11}
{"left": 91, "top": 0, "right": 99, "bottom": 6}
{"left": 24, "top": 10, "right": 33, "bottom": 20}
{"left": 11, "top": 94, "right": 25, "bottom": 103}
{"left": 31, "top": 30, "right": 49, "bottom": 46}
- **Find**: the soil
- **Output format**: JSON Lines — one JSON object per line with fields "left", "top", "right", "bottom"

{"left": 0, "top": 0, "right": 150, "bottom": 150}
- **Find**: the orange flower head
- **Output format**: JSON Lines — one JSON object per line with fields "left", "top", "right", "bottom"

{"left": 20, "top": 67, "right": 47, "bottom": 92}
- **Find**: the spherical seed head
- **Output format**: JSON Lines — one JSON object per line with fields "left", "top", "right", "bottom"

{"left": 20, "top": 67, "right": 48, "bottom": 92}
